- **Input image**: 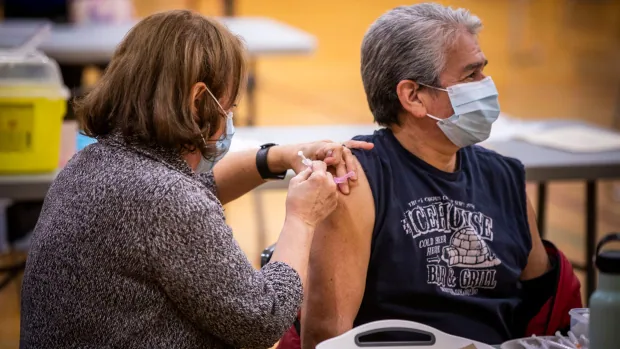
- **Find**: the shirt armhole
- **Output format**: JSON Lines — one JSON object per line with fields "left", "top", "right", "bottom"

{"left": 508, "top": 158, "right": 533, "bottom": 269}
{"left": 350, "top": 148, "right": 385, "bottom": 242}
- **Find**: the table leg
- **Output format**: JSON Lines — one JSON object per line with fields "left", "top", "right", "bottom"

{"left": 253, "top": 190, "right": 267, "bottom": 265}
{"left": 585, "top": 181, "right": 597, "bottom": 302}
{"left": 536, "top": 182, "right": 547, "bottom": 238}
{"left": 0, "top": 254, "right": 26, "bottom": 293}
{"left": 246, "top": 58, "right": 258, "bottom": 126}
{"left": 613, "top": 71, "right": 620, "bottom": 130}
{"left": 223, "top": 0, "right": 235, "bottom": 16}
{"left": 59, "top": 64, "right": 86, "bottom": 121}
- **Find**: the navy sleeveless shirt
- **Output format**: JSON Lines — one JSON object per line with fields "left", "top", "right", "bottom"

{"left": 350, "top": 129, "right": 532, "bottom": 345}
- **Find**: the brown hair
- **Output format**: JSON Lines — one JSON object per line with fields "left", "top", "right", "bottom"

{"left": 75, "top": 10, "right": 247, "bottom": 159}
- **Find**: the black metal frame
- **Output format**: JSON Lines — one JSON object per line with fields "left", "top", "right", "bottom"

{"left": 223, "top": 0, "right": 235, "bottom": 16}
{"left": 0, "top": 260, "right": 26, "bottom": 292}
{"left": 245, "top": 59, "right": 258, "bottom": 126}
{"left": 260, "top": 244, "right": 276, "bottom": 268}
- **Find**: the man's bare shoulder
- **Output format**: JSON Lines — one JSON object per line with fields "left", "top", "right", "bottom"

{"left": 324, "top": 156, "right": 375, "bottom": 231}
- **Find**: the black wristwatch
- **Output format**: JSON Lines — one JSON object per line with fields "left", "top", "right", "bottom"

{"left": 256, "top": 143, "right": 287, "bottom": 180}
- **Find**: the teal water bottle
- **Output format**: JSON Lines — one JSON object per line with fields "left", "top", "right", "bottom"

{"left": 589, "top": 233, "right": 620, "bottom": 349}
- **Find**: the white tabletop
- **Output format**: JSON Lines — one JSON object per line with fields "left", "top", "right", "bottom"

{"left": 11, "top": 17, "right": 317, "bottom": 64}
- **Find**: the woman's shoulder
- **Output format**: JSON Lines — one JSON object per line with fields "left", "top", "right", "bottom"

{"left": 60, "top": 142, "right": 219, "bottom": 213}
{"left": 158, "top": 175, "right": 222, "bottom": 216}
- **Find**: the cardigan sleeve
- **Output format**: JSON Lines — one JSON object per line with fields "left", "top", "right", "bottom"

{"left": 144, "top": 179, "right": 303, "bottom": 349}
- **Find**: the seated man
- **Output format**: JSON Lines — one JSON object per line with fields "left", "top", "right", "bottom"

{"left": 278, "top": 3, "right": 582, "bottom": 348}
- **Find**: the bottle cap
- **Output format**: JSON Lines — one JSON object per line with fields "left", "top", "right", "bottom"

{"left": 595, "top": 233, "right": 620, "bottom": 274}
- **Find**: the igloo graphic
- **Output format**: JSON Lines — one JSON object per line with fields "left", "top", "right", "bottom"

{"left": 441, "top": 226, "right": 501, "bottom": 268}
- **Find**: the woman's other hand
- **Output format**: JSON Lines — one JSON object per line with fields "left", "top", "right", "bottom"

{"left": 291, "top": 140, "right": 374, "bottom": 194}
{"left": 285, "top": 161, "right": 338, "bottom": 228}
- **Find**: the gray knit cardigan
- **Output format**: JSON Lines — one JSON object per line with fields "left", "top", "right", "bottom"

{"left": 19, "top": 132, "right": 303, "bottom": 349}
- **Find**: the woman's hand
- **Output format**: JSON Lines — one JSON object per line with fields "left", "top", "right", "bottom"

{"left": 285, "top": 161, "right": 338, "bottom": 228}
{"left": 292, "top": 140, "right": 373, "bottom": 194}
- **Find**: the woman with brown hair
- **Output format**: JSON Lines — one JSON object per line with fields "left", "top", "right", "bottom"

{"left": 19, "top": 10, "right": 372, "bottom": 349}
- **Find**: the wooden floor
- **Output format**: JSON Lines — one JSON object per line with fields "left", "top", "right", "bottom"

{"left": 2, "top": 1, "right": 620, "bottom": 348}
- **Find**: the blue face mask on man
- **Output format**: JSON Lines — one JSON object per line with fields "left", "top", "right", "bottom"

{"left": 195, "top": 89, "right": 235, "bottom": 174}
{"left": 419, "top": 76, "right": 500, "bottom": 148}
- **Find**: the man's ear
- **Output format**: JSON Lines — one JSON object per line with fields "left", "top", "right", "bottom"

{"left": 190, "top": 82, "right": 207, "bottom": 115}
{"left": 396, "top": 80, "right": 427, "bottom": 119}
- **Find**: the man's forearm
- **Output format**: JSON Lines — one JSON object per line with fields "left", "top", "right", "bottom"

{"left": 213, "top": 146, "right": 292, "bottom": 205}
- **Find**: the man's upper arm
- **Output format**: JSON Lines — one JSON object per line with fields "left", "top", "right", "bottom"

{"left": 521, "top": 194, "right": 551, "bottom": 280}
{"left": 301, "top": 157, "right": 375, "bottom": 349}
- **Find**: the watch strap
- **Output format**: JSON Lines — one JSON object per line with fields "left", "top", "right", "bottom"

{"left": 256, "top": 143, "right": 287, "bottom": 180}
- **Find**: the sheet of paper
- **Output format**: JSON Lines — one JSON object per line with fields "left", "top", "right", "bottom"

{"left": 484, "top": 113, "right": 547, "bottom": 143}
{"left": 515, "top": 125, "right": 620, "bottom": 153}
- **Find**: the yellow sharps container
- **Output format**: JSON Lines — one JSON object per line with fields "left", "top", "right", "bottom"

{"left": 0, "top": 51, "right": 69, "bottom": 173}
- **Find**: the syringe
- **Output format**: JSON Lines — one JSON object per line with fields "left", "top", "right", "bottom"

{"left": 298, "top": 151, "right": 355, "bottom": 184}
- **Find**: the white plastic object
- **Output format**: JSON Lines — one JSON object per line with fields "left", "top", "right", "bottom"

{"left": 0, "top": 20, "right": 69, "bottom": 99}
{"left": 501, "top": 335, "right": 588, "bottom": 349}
{"left": 0, "top": 52, "right": 69, "bottom": 99}
{"left": 502, "top": 336, "right": 559, "bottom": 349}
{"left": 316, "top": 320, "right": 495, "bottom": 349}
{"left": 297, "top": 151, "right": 313, "bottom": 167}
{"left": 566, "top": 331, "right": 578, "bottom": 346}
{"left": 568, "top": 308, "right": 589, "bottom": 338}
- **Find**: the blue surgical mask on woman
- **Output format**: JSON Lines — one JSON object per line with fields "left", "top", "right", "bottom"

{"left": 195, "top": 89, "right": 235, "bottom": 174}
{"left": 419, "top": 76, "right": 500, "bottom": 148}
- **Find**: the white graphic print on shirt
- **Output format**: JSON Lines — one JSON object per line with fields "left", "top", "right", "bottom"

{"left": 401, "top": 195, "right": 501, "bottom": 296}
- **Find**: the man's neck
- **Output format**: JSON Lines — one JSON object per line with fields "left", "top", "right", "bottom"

{"left": 391, "top": 123, "right": 459, "bottom": 173}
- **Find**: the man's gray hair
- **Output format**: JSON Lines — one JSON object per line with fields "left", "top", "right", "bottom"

{"left": 361, "top": 3, "right": 482, "bottom": 126}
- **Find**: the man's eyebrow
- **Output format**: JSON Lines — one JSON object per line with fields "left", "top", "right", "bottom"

{"left": 463, "top": 59, "right": 488, "bottom": 72}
